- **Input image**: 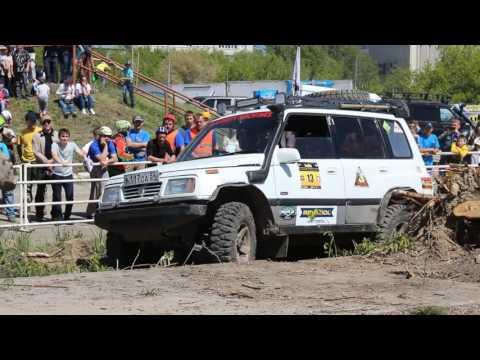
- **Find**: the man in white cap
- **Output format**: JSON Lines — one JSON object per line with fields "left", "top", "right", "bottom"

{"left": 86, "top": 126, "right": 118, "bottom": 218}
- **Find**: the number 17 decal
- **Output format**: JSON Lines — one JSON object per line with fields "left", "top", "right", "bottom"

{"left": 298, "top": 162, "right": 321, "bottom": 189}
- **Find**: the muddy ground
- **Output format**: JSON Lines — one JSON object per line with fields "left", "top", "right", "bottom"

{"left": 1, "top": 243, "right": 480, "bottom": 315}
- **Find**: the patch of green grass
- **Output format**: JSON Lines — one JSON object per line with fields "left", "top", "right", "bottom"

{"left": 409, "top": 306, "right": 449, "bottom": 315}
{"left": 347, "top": 233, "right": 415, "bottom": 257}
{"left": 0, "top": 230, "right": 110, "bottom": 278}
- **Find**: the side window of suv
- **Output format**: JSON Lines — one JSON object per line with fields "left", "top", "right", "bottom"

{"left": 333, "top": 116, "right": 386, "bottom": 159}
{"left": 203, "top": 99, "right": 216, "bottom": 108}
{"left": 281, "top": 114, "right": 335, "bottom": 159}
{"left": 378, "top": 119, "right": 413, "bottom": 159}
{"left": 440, "top": 107, "right": 455, "bottom": 123}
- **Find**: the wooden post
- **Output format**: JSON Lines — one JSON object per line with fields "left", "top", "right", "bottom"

{"left": 72, "top": 45, "right": 76, "bottom": 84}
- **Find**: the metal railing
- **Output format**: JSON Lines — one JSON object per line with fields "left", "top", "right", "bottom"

{"left": 0, "top": 160, "right": 154, "bottom": 230}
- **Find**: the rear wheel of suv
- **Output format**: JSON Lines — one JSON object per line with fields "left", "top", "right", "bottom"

{"left": 106, "top": 232, "right": 140, "bottom": 268}
{"left": 207, "top": 202, "right": 257, "bottom": 263}
{"left": 376, "top": 204, "right": 412, "bottom": 243}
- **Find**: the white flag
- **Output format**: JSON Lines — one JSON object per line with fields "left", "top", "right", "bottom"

{"left": 292, "top": 46, "right": 301, "bottom": 96}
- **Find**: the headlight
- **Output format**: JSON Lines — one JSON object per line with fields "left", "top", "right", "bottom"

{"left": 164, "top": 178, "right": 196, "bottom": 196}
{"left": 101, "top": 187, "right": 121, "bottom": 204}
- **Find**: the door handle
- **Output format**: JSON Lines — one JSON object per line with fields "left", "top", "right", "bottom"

{"left": 327, "top": 168, "right": 337, "bottom": 175}
{"left": 379, "top": 167, "right": 389, "bottom": 173}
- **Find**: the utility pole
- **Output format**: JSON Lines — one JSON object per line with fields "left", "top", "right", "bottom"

{"left": 167, "top": 46, "right": 171, "bottom": 87}
{"left": 354, "top": 55, "right": 359, "bottom": 90}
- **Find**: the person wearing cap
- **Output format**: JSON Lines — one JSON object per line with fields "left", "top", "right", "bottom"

{"left": 126, "top": 115, "right": 150, "bottom": 168}
{"left": 418, "top": 122, "right": 440, "bottom": 166}
{"left": 32, "top": 114, "right": 59, "bottom": 221}
{"left": 0, "top": 125, "right": 15, "bottom": 222}
{"left": 147, "top": 127, "right": 175, "bottom": 167}
{"left": 86, "top": 126, "right": 118, "bottom": 218}
{"left": 110, "top": 120, "right": 134, "bottom": 177}
{"left": 122, "top": 61, "right": 135, "bottom": 108}
{"left": 163, "top": 113, "right": 185, "bottom": 156}
{"left": 0, "top": 111, "right": 16, "bottom": 162}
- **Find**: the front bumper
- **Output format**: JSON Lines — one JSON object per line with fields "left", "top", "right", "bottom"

{"left": 95, "top": 202, "right": 208, "bottom": 237}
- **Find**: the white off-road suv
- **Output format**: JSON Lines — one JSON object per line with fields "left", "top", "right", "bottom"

{"left": 95, "top": 91, "right": 433, "bottom": 265}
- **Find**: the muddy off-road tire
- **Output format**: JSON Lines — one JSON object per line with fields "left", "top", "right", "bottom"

{"left": 376, "top": 204, "right": 412, "bottom": 242}
{"left": 207, "top": 202, "right": 257, "bottom": 263}
{"left": 106, "top": 232, "right": 140, "bottom": 268}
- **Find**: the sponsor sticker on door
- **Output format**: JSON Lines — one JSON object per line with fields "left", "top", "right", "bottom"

{"left": 296, "top": 206, "right": 337, "bottom": 226}
{"left": 298, "top": 162, "right": 321, "bottom": 189}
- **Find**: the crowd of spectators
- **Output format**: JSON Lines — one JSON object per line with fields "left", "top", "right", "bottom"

{"left": 408, "top": 118, "right": 480, "bottom": 166}
{"left": 0, "top": 106, "right": 212, "bottom": 223}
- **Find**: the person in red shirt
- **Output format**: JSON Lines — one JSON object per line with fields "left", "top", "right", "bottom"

{"left": 110, "top": 120, "right": 134, "bottom": 176}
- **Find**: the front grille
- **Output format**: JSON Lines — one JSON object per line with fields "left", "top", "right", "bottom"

{"left": 123, "top": 183, "right": 162, "bottom": 200}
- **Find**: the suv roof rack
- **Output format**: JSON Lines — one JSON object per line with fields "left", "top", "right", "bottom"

{"left": 383, "top": 91, "right": 451, "bottom": 104}
{"left": 230, "top": 90, "right": 409, "bottom": 118}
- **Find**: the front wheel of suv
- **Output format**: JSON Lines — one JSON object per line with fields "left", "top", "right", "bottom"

{"left": 376, "top": 204, "right": 413, "bottom": 243}
{"left": 207, "top": 202, "right": 257, "bottom": 263}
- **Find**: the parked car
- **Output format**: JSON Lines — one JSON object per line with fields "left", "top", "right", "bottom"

{"left": 193, "top": 96, "right": 247, "bottom": 112}
{"left": 95, "top": 91, "right": 432, "bottom": 266}
{"left": 383, "top": 93, "right": 475, "bottom": 139}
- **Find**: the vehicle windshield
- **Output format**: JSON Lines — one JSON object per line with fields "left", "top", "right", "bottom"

{"left": 180, "top": 111, "right": 276, "bottom": 161}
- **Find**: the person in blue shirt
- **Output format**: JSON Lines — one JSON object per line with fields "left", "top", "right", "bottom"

{"left": 0, "top": 127, "right": 15, "bottom": 222}
{"left": 86, "top": 126, "right": 118, "bottom": 218}
{"left": 122, "top": 61, "right": 135, "bottom": 108}
{"left": 127, "top": 115, "right": 150, "bottom": 168}
{"left": 417, "top": 122, "right": 440, "bottom": 166}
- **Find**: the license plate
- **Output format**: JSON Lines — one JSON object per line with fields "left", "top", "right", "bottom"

{"left": 124, "top": 170, "right": 158, "bottom": 187}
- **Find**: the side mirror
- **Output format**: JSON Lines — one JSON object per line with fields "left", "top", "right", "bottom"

{"left": 277, "top": 148, "right": 301, "bottom": 164}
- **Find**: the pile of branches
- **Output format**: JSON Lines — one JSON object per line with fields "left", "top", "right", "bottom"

{"left": 392, "top": 165, "right": 480, "bottom": 259}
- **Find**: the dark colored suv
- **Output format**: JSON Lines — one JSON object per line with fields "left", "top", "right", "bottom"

{"left": 383, "top": 93, "right": 475, "bottom": 139}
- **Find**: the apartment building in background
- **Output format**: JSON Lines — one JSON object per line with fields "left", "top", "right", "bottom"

{"left": 363, "top": 45, "right": 440, "bottom": 74}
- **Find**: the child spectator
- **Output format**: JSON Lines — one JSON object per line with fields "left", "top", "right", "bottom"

{"left": 147, "top": 127, "right": 175, "bottom": 167}
{"left": 56, "top": 78, "right": 77, "bottom": 119}
{"left": 451, "top": 135, "right": 470, "bottom": 164}
{"left": 34, "top": 75, "right": 49, "bottom": 117}
{"left": 51, "top": 128, "right": 86, "bottom": 221}
{"left": 110, "top": 120, "right": 134, "bottom": 176}
{"left": 75, "top": 76, "right": 95, "bottom": 115}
